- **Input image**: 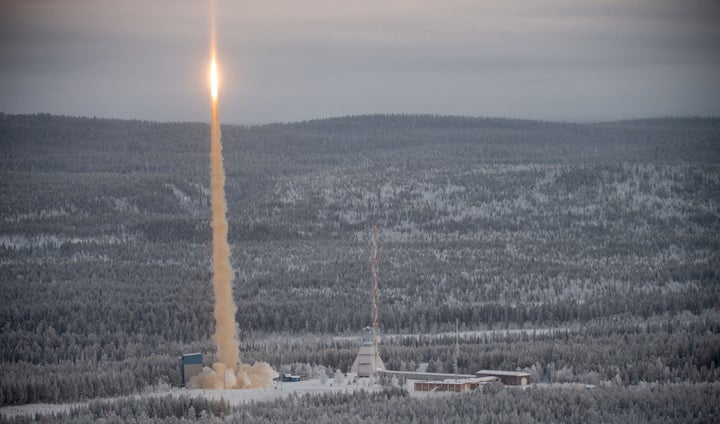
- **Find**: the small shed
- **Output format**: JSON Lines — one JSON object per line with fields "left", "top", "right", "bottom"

{"left": 281, "top": 374, "right": 302, "bottom": 382}
{"left": 475, "top": 370, "right": 531, "bottom": 386}
{"left": 181, "top": 353, "right": 203, "bottom": 387}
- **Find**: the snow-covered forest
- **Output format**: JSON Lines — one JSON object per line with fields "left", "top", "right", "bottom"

{"left": 1, "top": 113, "right": 719, "bottom": 420}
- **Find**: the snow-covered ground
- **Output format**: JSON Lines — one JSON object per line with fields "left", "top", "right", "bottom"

{"left": 2, "top": 374, "right": 597, "bottom": 420}
{"left": 0, "top": 376, "right": 617, "bottom": 419}
{"left": 180, "top": 377, "right": 380, "bottom": 404}
{"left": 0, "top": 378, "right": 381, "bottom": 420}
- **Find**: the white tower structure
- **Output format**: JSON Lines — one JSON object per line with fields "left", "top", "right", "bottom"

{"left": 351, "top": 225, "right": 386, "bottom": 377}
{"left": 351, "top": 326, "right": 385, "bottom": 377}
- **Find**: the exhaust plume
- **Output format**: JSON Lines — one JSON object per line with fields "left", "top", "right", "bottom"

{"left": 189, "top": 11, "right": 277, "bottom": 389}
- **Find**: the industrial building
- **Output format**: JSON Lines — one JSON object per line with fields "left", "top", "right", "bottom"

{"left": 414, "top": 376, "right": 498, "bottom": 392}
{"left": 181, "top": 353, "right": 203, "bottom": 387}
{"left": 475, "top": 370, "right": 531, "bottom": 386}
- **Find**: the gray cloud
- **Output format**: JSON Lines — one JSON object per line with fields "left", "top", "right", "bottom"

{"left": 1, "top": 0, "right": 719, "bottom": 123}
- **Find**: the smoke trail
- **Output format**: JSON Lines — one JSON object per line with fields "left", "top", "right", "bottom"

{"left": 188, "top": 16, "right": 277, "bottom": 390}
{"left": 208, "top": 60, "right": 239, "bottom": 372}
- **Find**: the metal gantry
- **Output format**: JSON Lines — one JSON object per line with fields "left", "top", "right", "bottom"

{"left": 349, "top": 225, "right": 386, "bottom": 377}
{"left": 370, "top": 225, "right": 380, "bottom": 361}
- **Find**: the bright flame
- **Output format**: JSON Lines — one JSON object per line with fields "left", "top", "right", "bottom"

{"left": 210, "top": 57, "right": 218, "bottom": 100}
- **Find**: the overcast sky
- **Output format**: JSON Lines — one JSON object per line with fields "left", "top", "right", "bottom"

{"left": 1, "top": 0, "right": 719, "bottom": 124}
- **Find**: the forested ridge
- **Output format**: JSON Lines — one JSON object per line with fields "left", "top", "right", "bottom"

{"left": 1, "top": 113, "right": 719, "bottom": 419}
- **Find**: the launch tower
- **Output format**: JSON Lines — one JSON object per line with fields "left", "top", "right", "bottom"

{"left": 351, "top": 225, "right": 386, "bottom": 377}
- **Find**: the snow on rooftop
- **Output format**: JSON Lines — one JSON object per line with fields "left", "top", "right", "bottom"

{"left": 476, "top": 370, "right": 531, "bottom": 377}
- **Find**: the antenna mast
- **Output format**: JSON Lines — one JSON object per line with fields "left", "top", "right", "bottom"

{"left": 370, "top": 225, "right": 380, "bottom": 359}
{"left": 454, "top": 319, "right": 459, "bottom": 375}
{"left": 350, "top": 225, "right": 386, "bottom": 377}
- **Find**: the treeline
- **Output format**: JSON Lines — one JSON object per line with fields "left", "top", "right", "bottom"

{"left": 0, "top": 394, "right": 231, "bottom": 423}
{"left": 2, "top": 236, "right": 717, "bottom": 343}
{"left": 0, "top": 356, "right": 179, "bottom": 406}
{"left": 3, "top": 385, "right": 719, "bottom": 423}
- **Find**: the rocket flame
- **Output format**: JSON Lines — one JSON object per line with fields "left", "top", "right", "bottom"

{"left": 210, "top": 57, "right": 218, "bottom": 100}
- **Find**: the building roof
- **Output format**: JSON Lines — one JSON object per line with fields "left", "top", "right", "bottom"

{"left": 476, "top": 370, "right": 530, "bottom": 377}
{"left": 181, "top": 353, "right": 203, "bottom": 365}
{"left": 379, "top": 370, "right": 475, "bottom": 380}
{"left": 438, "top": 377, "right": 498, "bottom": 384}
{"left": 415, "top": 376, "right": 499, "bottom": 386}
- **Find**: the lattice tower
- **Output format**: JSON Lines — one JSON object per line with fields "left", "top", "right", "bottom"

{"left": 370, "top": 225, "right": 380, "bottom": 356}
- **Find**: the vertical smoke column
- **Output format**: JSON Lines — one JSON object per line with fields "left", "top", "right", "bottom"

{"left": 188, "top": 6, "right": 278, "bottom": 389}
{"left": 209, "top": 48, "right": 240, "bottom": 372}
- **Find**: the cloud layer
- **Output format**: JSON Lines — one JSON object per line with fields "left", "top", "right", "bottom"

{"left": 1, "top": 0, "right": 719, "bottom": 123}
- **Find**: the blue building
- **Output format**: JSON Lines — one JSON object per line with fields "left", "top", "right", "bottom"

{"left": 181, "top": 353, "right": 203, "bottom": 387}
